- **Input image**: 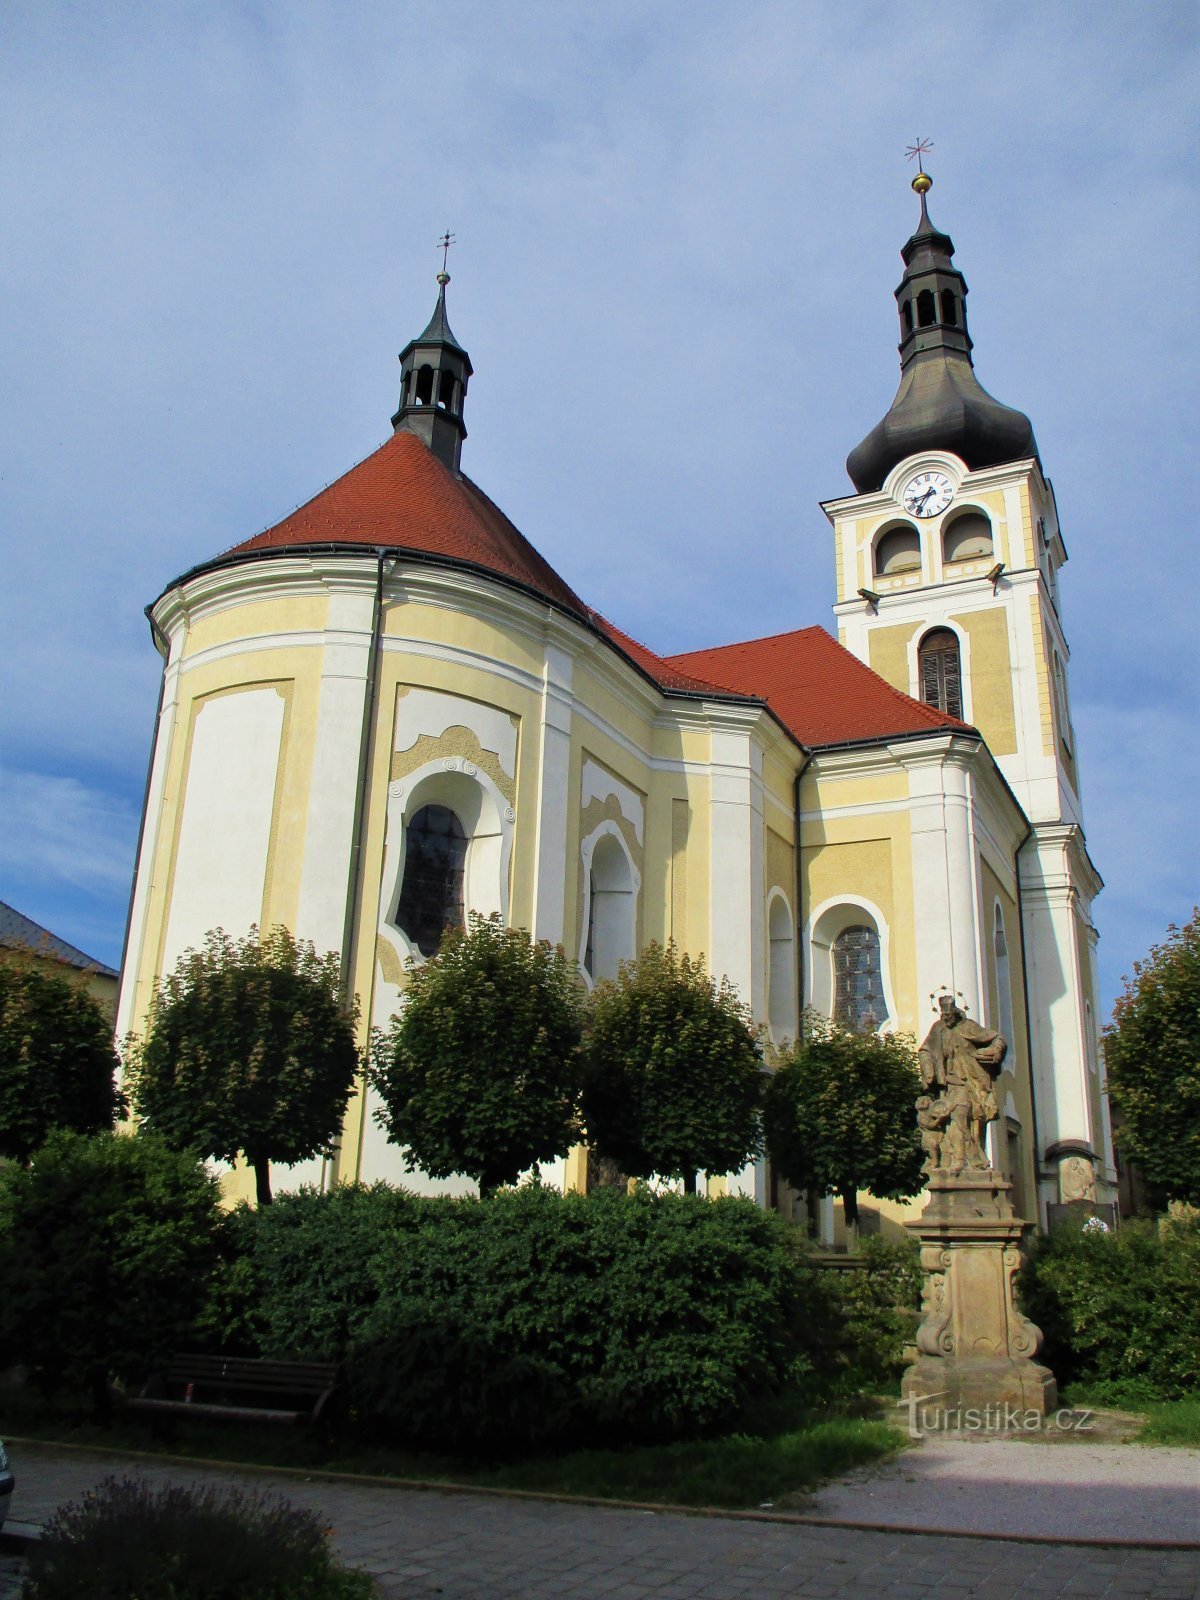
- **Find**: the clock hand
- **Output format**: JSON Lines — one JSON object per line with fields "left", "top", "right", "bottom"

{"left": 913, "top": 487, "right": 934, "bottom": 512}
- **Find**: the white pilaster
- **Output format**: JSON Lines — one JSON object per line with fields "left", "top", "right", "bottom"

{"left": 893, "top": 737, "right": 986, "bottom": 1019}
{"left": 707, "top": 711, "right": 768, "bottom": 1203}
{"left": 294, "top": 582, "right": 379, "bottom": 956}
{"left": 530, "top": 634, "right": 574, "bottom": 945}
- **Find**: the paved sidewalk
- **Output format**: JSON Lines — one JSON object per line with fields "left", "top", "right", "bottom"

{"left": 3, "top": 1440, "right": 1199, "bottom": 1598}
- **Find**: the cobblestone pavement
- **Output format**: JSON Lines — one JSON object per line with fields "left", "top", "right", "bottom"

{"left": 5, "top": 1441, "right": 1200, "bottom": 1599}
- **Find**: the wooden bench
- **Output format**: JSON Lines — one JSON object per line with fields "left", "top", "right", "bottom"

{"left": 130, "top": 1355, "right": 341, "bottom": 1428}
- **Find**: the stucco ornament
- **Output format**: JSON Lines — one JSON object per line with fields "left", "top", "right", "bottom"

{"left": 917, "top": 994, "right": 1006, "bottom": 1173}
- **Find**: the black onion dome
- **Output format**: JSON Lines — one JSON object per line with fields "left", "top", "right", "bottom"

{"left": 846, "top": 182, "right": 1037, "bottom": 493}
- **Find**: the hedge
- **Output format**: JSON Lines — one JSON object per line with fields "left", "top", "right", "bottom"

{"left": 1020, "top": 1208, "right": 1200, "bottom": 1401}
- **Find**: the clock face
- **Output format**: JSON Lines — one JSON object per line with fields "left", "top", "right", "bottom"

{"left": 902, "top": 470, "right": 954, "bottom": 519}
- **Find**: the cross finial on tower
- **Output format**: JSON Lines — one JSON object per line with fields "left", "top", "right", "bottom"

{"left": 438, "top": 230, "right": 456, "bottom": 280}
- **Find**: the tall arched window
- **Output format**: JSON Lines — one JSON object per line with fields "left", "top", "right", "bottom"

{"left": 917, "top": 289, "right": 936, "bottom": 327}
{"left": 833, "top": 926, "right": 885, "bottom": 1033}
{"left": 394, "top": 804, "right": 467, "bottom": 957}
{"left": 584, "top": 833, "right": 635, "bottom": 983}
{"left": 919, "top": 628, "right": 963, "bottom": 718}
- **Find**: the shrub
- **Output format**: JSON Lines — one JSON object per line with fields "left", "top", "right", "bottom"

{"left": 371, "top": 914, "right": 584, "bottom": 1194}
{"left": 0, "top": 962, "right": 123, "bottom": 1162}
{"left": 581, "top": 941, "right": 763, "bottom": 1192}
{"left": 125, "top": 924, "right": 360, "bottom": 1205}
{"left": 764, "top": 1014, "right": 924, "bottom": 1230}
{"left": 825, "top": 1236, "right": 923, "bottom": 1387}
{"left": 237, "top": 1182, "right": 416, "bottom": 1361}
{"left": 0, "top": 1130, "right": 223, "bottom": 1409}
{"left": 235, "top": 1181, "right": 822, "bottom": 1451}
{"left": 23, "top": 1475, "right": 375, "bottom": 1599}
{"left": 1020, "top": 1210, "right": 1200, "bottom": 1400}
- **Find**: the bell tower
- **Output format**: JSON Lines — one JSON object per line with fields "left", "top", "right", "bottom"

{"left": 823, "top": 166, "right": 1114, "bottom": 1221}
{"left": 392, "top": 268, "right": 473, "bottom": 473}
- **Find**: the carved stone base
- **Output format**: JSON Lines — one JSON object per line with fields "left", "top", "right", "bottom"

{"left": 901, "top": 1171, "right": 1057, "bottom": 1425}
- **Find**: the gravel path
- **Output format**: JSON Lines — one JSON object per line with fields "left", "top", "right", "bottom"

{"left": 803, "top": 1433, "right": 1200, "bottom": 1543}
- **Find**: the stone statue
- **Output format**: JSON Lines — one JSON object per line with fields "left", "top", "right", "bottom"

{"left": 918, "top": 995, "right": 1007, "bottom": 1174}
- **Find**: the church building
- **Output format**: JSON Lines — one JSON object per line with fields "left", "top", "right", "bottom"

{"left": 116, "top": 173, "right": 1116, "bottom": 1231}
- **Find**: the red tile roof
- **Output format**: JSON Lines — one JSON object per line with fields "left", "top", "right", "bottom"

{"left": 221, "top": 430, "right": 748, "bottom": 703}
{"left": 665, "top": 626, "right": 973, "bottom": 748}
{"left": 227, "top": 429, "right": 590, "bottom": 616}
{"left": 214, "top": 431, "right": 969, "bottom": 749}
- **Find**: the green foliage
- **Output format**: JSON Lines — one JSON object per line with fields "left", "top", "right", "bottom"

{"left": 125, "top": 925, "right": 360, "bottom": 1205}
{"left": 23, "top": 1475, "right": 375, "bottom": 1599}
{"left": 581, "top": 941, "right": 763, "bottom": 1192}
{"left": 370, "top": 914, "right": 584, "bottom": 1193}
{"left": 0, "top": 962, "right": 122, "bottom": 1162}
{"left": 0, "top": 1130, "right": 223, "bottom": 1406}
{"left": 230, "top": 1181, "right": 816, "bottom": 1451}
{"left": 764, "top": 1013, "right": 924, "bottom": 1226}
{"left": 1104, "top": 909, "right": 1200, "bottom": 1206}
{"left": 824, "top": 1236, "right": 923, "bottom": 1387}
{"left": 1020, "top": 1209, "right": 1200, "bottom": 1400}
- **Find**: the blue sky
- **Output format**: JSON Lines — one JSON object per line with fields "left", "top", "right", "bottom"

{"left": 2, "top": 0, "right": 1197, "bottom": 1014}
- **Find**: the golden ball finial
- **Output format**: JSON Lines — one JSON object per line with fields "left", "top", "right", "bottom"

{"left": 912, "top": 170, "right": 933, "bottom": 195}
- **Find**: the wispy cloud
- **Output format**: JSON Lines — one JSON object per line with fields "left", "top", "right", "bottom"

{"left": 0, "top": 770, "right": 138, "bottom": 898}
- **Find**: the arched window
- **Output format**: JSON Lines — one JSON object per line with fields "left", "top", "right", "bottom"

{"left": 901, "top": 300, "right": 914, "bottom": 334}
{"left": 414, "top": 364, "right": 435, "bottom": 406}
{"left": 942, "top": 510, "right": 993, "bottom": 563}
{"left": 919, "top": 628, "right": 963, "bottom": 718}
{"left": 832, "top": 926, "right": 885, "bottom": 1033}
{"left": 437, "top": 369, "right": 457, "bottom": 411}
{"left": 994, "top": 904, "right": 1014, "bottom": 1049}
{"left": 394, "top": 804, "right": 467, "bottom": 957}
{"left": 917, "top": 289, "right": 936, "bottom": 328}
{"left": 768, "top": 894, "right": 796, "bottom": 1045}
{"left": 584, "top": 832, "right": 635, "bottom": 983}
{"left": 941, "top": 288, "right": 958, "bottom": 326}
{"left": 874, "top": 524, "right": 921, "bottom": 576}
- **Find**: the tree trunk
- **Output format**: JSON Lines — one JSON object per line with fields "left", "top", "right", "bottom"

{"left": 840, "top": 1185, "right": 859, "bottom": 1252}
{"left": 682, "top": 1171, "right": 697, "bottom": 1196}
{"left": 253, "top": 1154, "right": 273, "bottom": 1207}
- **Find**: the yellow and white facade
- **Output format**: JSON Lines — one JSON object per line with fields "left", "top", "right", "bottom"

{"left": 116, "top": 183, "right": 1116, "bottom": 1229}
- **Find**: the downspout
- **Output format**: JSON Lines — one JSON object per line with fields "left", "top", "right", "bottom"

{"left": 336, "top": 549, "right": 390, "bottom": 1185}
{"left": 793, "top": 750, "right": 814, "bottom": 1019}
{"left": 791, "top": 749, "right": 815, "bottom": 1233}
{"left": 1013, "top": 817, "right": 1045, "bottom": 1227}
{"left": 116, "top": 607, "right": 172, "bottom": 1039}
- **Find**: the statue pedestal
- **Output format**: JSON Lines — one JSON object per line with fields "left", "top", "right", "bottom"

{"left": 901, "top": 1171, "right": 1056, "bottom": 1424}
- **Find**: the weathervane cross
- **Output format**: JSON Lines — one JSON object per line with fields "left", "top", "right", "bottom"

{"left": 438, "top": 230, "right": 456, "bottom": 274}
{"left": 905, "top": 138, "right": 934, "bottom": 174}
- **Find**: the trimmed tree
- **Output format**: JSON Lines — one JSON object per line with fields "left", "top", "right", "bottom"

{"left": 581, "top": 941, "right": 763, "bottom": 1194}
{"left": 0, "top": 1129, "right": 223, "bottom": 1411}
{"left": 1104, "top": 909, "right": 1200, "bottom": 1207}
{"left": 370, "top": 913, "right": 585, "bottom": 1195}
{"left": 125, "top": 926, "right": 359, "bottom": 1205}
{"left": 764, "top": 1012, "right": 924, "bottom": 1230}
{"left": 0, "top": 963, "right": 123, "bottom": 1163}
